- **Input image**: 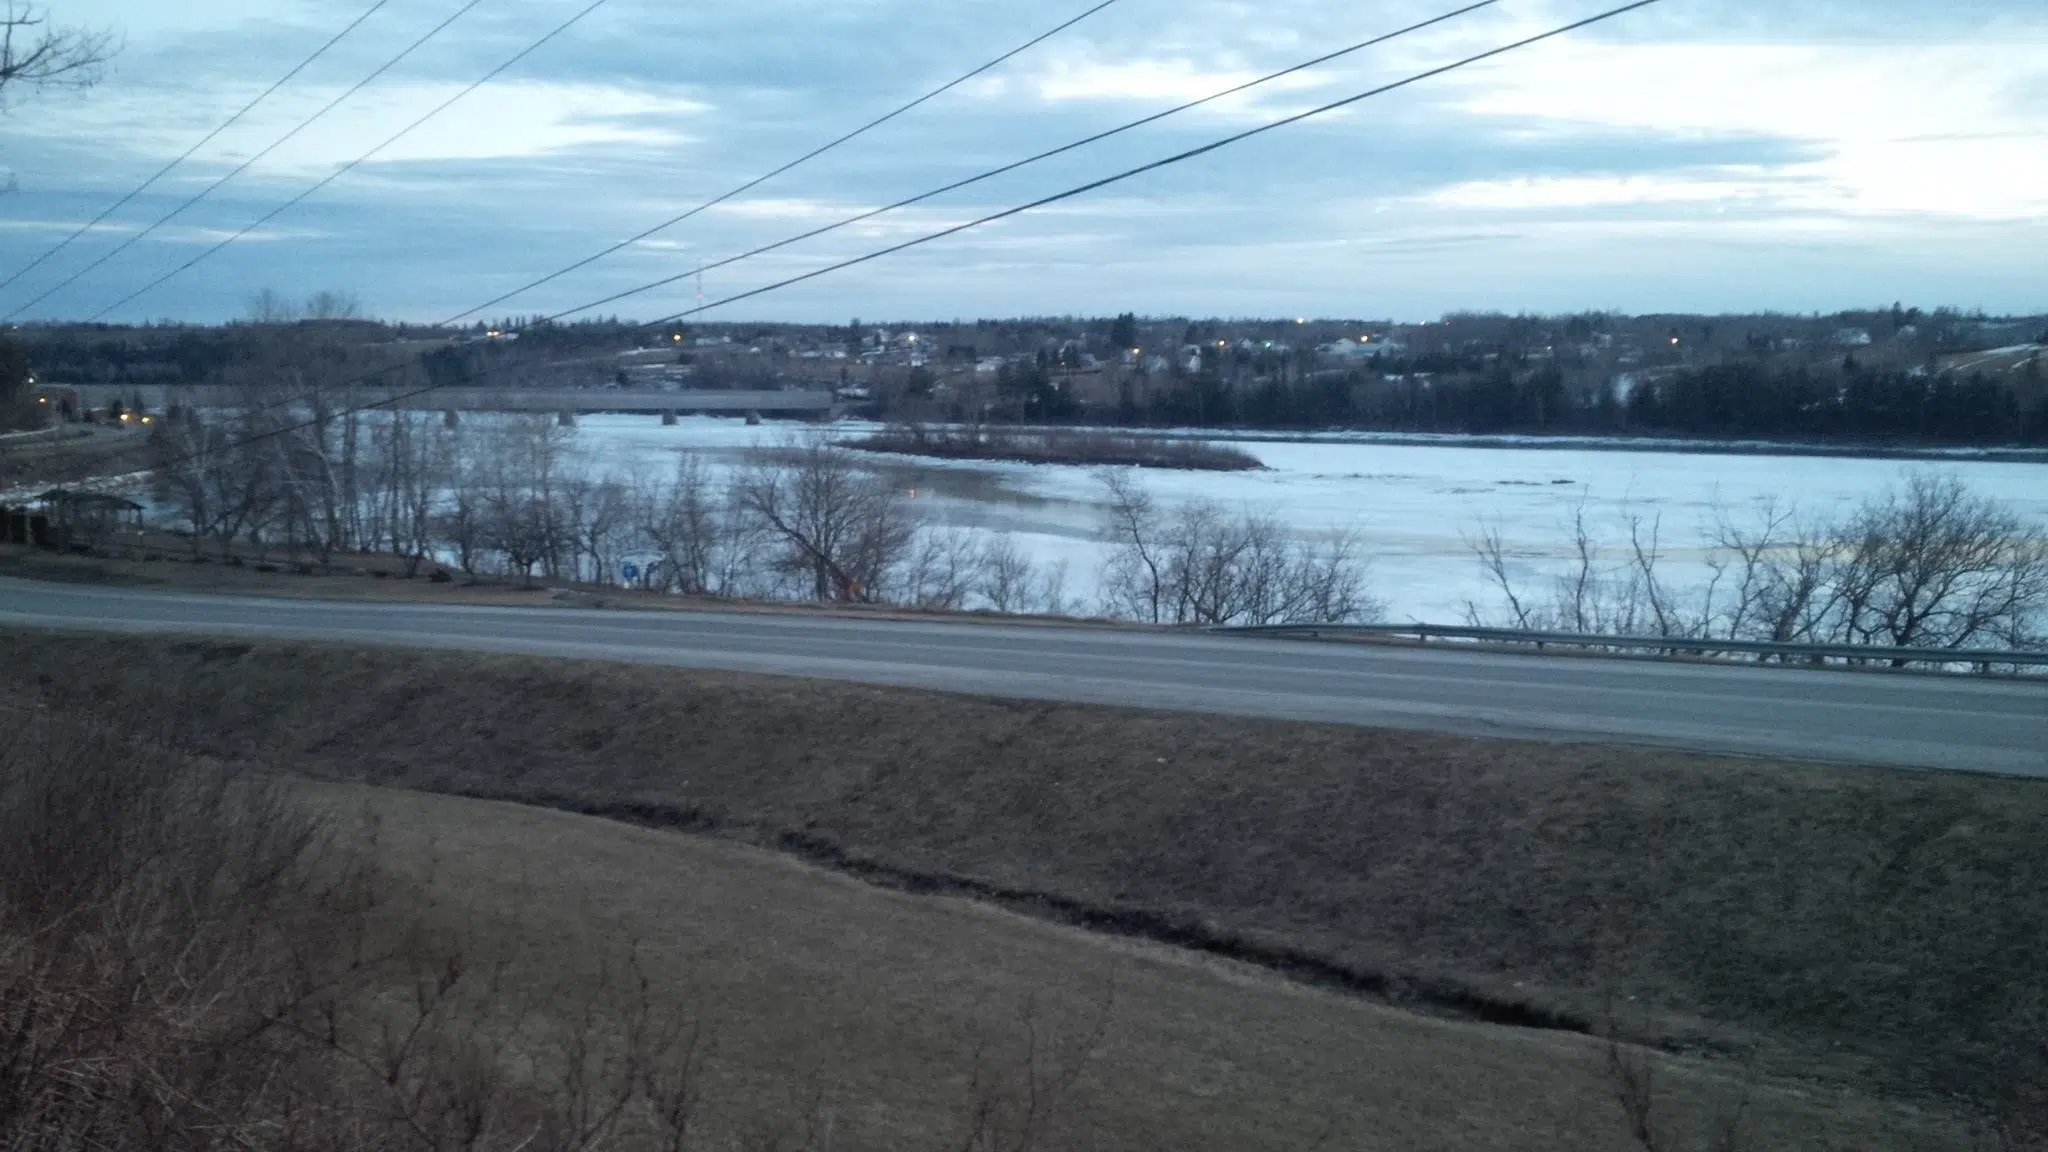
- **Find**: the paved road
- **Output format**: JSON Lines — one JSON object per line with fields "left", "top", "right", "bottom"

{"left": 2, "top": 577, "right": 2042, "bottom": 776}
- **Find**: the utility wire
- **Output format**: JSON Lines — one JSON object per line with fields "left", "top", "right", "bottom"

{"left": 84, "top": 0, "right": 607, "bottom": 322}
{"left": 130, "top": 0, "right": 1660, "bottom": 475}
{"left": 626, "top": 0, "right": 1664, "bottom": 330}
{"left": 0, "top": 1, "right": 393, "bottom": 298}
{"left": 440, "top": 0, "right": 1122, "bottom": 326}
{"left": 545, "top": 0, "right": 1503, "bottom": 324}
{"left": 148, "top": 0, "right": 1491, "bottom": 429}
{"left": 100, "top": 0, "right": 1131, "bottom": 428}
{"left": 4, "top": 0, "right": 487, "bottom": 321}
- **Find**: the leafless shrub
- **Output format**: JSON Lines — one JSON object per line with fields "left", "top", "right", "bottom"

{"left": 0, "top": 700, "right": 717, "bottom": 1151}
{"left": 1469, "top": 505, "right": 1701, "bottom": 640}
{"left": 1603, "top": 1005, "right": 1751, "bottom": 1152}
{"left": 1469, "top": 473, "right": 2048, "bottom": 660}
{"left": 1098, "top": 469, "right": 1380, "bottom": 626}
{"left": 948, "top": 981, "right": 1116, "bottom": 1152}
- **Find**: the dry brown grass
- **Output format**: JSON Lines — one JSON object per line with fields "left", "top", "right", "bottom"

{"left": 4, "top": 630, "right": 2044, "bottom": 1139}
{"left": 0, "top": 700, "right": 719, "bottom": 1150}
{"left": 0, "top": 697, "right": 1166, "bottom": 1151}
{"left": 328, "top": 782, "right": 1973, "bottom": 1151}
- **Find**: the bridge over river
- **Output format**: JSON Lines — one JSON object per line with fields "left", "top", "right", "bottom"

{"left": 47, "top": 384, "right": 837, "bottom": 420}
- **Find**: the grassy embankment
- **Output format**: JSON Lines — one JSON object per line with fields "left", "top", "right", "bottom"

{"left": 3, "top": 631, "right": 2043, "bottom": 1149}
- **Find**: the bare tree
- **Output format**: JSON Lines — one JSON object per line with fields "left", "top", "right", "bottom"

{"left": 147, "top": 401, "right": 284, "bottom": 560}
{"left": 737, "top": 439, "right": 915, "bottom": 603}
{"left": 977, "top": 533, "right": 1042, "bottom": 614}
{"left": 1705, "top": 499, "right": 1834, "bottom": 647}
{"left": 0, "top": 3, "right": 111, "bottom": 98}
{"left": 628, "top": 455, "right": 762, "bottom": 597}
{"left": 1099, "top": 470, "right": 1379, "bottom": 627}
{"left": 376, "top": 410, "right": 448, "bottom": 576}
{"left": 438, "top": 427, "right": 493, "bottom": 578}
{"left": 482, "top": 483, "right": 552, "bottom": 588}
{"left": 471, "top": 416, "right": 578, "bottom": 584}
{"left": 1097, "top": 469, "right": 1170, "bottom": 623}
{"left": 558, "top": 467, "right": 631, "bottom": 585}
{"left": 1823, "top": 473, "right": 2048, "bottom": 654}
{"left": 246, "top": 287, "right": 300, "bottom": 325}
{"left": 1468, "top": 474, "right": 2048, "bottom": 660}
{"left": 901, "top": 526, "right": 986, "bottom": 611}
{"left": 304, "top": 288, "right": 363, "bottom": 322}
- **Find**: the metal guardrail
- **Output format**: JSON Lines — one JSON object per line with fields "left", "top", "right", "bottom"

{"left": 1220, "top": 622, "right": 2048, "bottom": 669}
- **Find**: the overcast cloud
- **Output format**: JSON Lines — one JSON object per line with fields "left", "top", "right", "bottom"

{"left": 1, "top": 0, "right": 2043, "bottom": 324}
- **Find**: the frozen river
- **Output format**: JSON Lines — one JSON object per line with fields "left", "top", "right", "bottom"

{"left": 579, "top": 416, "right": 2048, "bottom": 624}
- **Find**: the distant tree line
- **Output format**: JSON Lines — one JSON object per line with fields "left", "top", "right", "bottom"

{"left": 1095, "top": 356, "right": 2048, "bottom": 445}
{"left": 16, "top": 303, "right": 2048, "bottom": 445}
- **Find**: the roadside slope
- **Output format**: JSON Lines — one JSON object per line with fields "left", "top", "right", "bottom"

{"left": 6, "top": 630, "right": 2044, "bottom": 1119}
{"left": 335, "top": 782, "right": 1963, "bottom": 1151}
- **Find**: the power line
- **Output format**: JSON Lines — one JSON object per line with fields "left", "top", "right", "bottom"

{"left": 439, "top": 0, "right": 1122, "bottom": 326}
{"left": 0, "top": 1, "right": 394, "bottom": 298}
{"left": 142, "top": 0, "right": 1489, "bottom": 434}
{"left": 624, "top": 0, "right": 1665, "bottom": 331}
{"left": 3, "top": 0, "right": 487, "bottom": 322}
{"left": 84, "top": 0, "right": 607, "bottom": 322}
{"left": 132, "top": 0, "right": 1661, "bottom": 476}
{"left": 544, "top": 0, "right": 1503, "bottom": 324}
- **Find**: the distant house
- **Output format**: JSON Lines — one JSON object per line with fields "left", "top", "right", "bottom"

{"left": 1320, "top": 337, "right": 1401, "bottom": 362}
{"left": 618, "top": 347, "right": 680, "bottom": 367}
{"left": 1834, "top": 327, "right": 1874, "bottom": 348}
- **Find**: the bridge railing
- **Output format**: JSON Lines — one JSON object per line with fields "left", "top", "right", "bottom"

{"left": 1217, "top": 622, "right": 2048, "bottom": 672}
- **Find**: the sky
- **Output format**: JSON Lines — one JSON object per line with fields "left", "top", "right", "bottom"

{"left": 0, "top": 0, "right": 2044, "bottom": 326}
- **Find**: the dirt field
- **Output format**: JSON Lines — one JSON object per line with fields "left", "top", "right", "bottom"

{"left": 6, "top": 630, "right": 2044, "bottom": 1127}
{"left": 324, "top": 782, "right": 1970, "bottom": 1150}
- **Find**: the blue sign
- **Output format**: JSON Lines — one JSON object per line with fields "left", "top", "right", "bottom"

{"left": 621, "top": 562, "right": 641, "bottom": 582}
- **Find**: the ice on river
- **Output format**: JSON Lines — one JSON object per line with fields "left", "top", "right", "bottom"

{"left": 574, "top": 415, "right": 2048, "bottom": 624}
